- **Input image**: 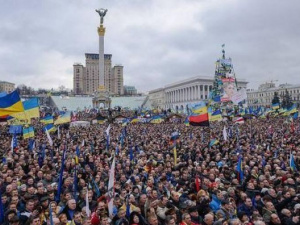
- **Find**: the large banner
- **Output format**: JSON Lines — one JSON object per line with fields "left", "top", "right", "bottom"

{"left": 231, "top": 88, "right": 247, "bottom": 105}
{"left": 221, "top": 78, "right": 237, "bottom": 102}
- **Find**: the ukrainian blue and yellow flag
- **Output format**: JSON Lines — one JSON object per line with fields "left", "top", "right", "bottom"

{"left": 8, "top": 98, "right": 39, "bottom": 124}
{"left": 41, "top": 115, "right": 54, "bottom": 124}
{"left": 0, "top": 90, "right": 24, "bottom": 117}
{"left": 290, "top": 153, "right": 297, "bottom": 172}
{"left": 44, "top": 124, "right": 56, "bottom": 133}
{"left": 130, "top": 117, "right": 140, "bottom": 124}
{"left": 184, "top": 117, "right": 189, "bottom": 126}
{"left": 191, "top": 101, "right": 207, "bottom": 114}
{"left": 54, "top": 111, "right": 71, "bottom": 125}
{"left": 150, "top": 115, "right": 164, "bottom": 124}
{"left": 209, "top": 139, "right": 219, "bottom": 147}
{"left": 23, "top": 127, "right": 35, "bottom": 139}
{"left": 122, "top": 118, "right": 130, "bottom": 127}
{"left": 23, "top": 98, "right": 39, "bottom": 118}
{"left": 272, "top": 103, "right": 280, "bottom": 110}
{"left": 208, "top": 108, "right": 223, "bottom": 122}
{"left": 287, "top": 104, "right": 297, "bottom": 115}
{"left": 96, "top": 114, "right": 106, "bottom": 124}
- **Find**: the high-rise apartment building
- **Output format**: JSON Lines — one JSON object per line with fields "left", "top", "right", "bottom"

{"left": 73, "top": 53, "right": 124, "bottom": 96}
{"left": 111, "top": 65, "right": 124, "bottom": 95}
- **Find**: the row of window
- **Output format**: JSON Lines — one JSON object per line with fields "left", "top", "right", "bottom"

{"left": 248, "top": 89, "right": 300, "bottom": 98}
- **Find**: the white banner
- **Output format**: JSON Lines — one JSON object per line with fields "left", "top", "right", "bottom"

{"left": 45, "top": 129, "right": 53, "bottom": 146}
{"left": 231, "top": 88, "right": 247, "bottom": 105}
{"left": 107, "top": 157, "right": 115, "bottom": 217}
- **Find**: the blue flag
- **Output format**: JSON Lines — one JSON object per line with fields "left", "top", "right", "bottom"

{"left": 49, "top": 204, "right": 54, "bottom": 225}
{"left": 12, "top": 132, "right": 18, "bottom": 149}
{"left": 290, "top": 153, "right": 297, "bottom": 172}
{"left": 293, "top": 112, "right": 299, "bottom": 120}
{"left": 91, "top": 177, "right": 101, "bottom": 198}
{"left": 56, "top": 148, "right": 66, "bottom": 202}
{"left": 236, "top": 156, "right": 244, "bottom": 182}
{"left": 262, "top": 156, "right": 266, "bottom": 167}
{"left": 126, "top": 199, "right": 131, "bottom": 218}
{"left": 73, "top": 167, "right": 78, "bottom": 201}
{"left": 129, "top": 146, "right": 133, "bottom": 161}
{"left": 0, "top": 191, "right": 4, "bottom": 223}
{"left": 116, "top": 146, "right": 119, "bottom": 155}
{"left": 28, "top": 138, "right": 35, "bottom": 152}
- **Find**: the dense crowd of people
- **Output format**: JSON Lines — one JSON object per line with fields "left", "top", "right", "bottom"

{"left": 1, "top": 114, "right": 300, "bottom": 225}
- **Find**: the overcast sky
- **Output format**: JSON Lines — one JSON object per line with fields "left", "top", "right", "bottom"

{"left": 1, "top": 0, "right": 299, "bottom": 93}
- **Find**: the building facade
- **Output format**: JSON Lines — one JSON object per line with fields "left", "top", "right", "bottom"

{"left": 0, "top": 81, "right": 15, "bottom": 93}
{"left": 148, "top": 76, "right": 248, "bottom": 110}
{"left": 73, "top": 53, "right": 124, "bottom": 96}
{"left": 124, "top": 85, "right": 137, "bottom": 96}
{"left": 148, "top": 88, "right": 165, "bottom": 109}
{"left": 247, "top": 82, "right": 300, "bottom": 107}
{"left": 111, "top": 65, "right": 124, "bottom": 96}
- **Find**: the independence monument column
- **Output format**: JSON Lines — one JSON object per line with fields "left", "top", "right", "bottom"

{"left": 96, "top": 8, "right": 107, "bottom": 92}
{"left": 93, "top": 8, "right": 111, "bottom": 108}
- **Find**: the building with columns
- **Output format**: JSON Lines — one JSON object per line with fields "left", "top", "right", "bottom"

{"left": 148, "top": 76, "right": 248, "bottom": 110}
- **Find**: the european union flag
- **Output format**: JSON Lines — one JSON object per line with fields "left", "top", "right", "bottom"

{"left": 9, "top": 125, "right": 23, "bottom": 134}
{"left": 12, "top": 133, "right": 18, "bottom": 150}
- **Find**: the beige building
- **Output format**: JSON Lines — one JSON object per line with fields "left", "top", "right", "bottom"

{"left": 247, "top": 82, "right": 300, "bottom": 107}
{"left": 0, "top": 81, "right": 15, "bottom": 93}
{"left": 148, "top": 76, "right": 248, "bottom": 110}
{"left": 111, "top": 65, "right": 124, "bottom": 96}
{"left": 73, "top": 53, "right": 124, "bottom": 96}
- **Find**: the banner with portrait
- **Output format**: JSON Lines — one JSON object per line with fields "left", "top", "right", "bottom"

{"left": 221, "top": 78, "right": 237, "bottom": 102}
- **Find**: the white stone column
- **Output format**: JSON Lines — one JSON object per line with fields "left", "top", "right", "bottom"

{"left": 98, "top": 26, "right": 105, "bottom": 88}
{"left": 202, "top": 85, "right": 205, "bottom": 100}
{"left": 172, "top": 91, "right": 174, "bottom": 103}
{"left": 192, "top": 86, "right": 195, "bottom": 100}
{"left": 166, "top": 92, "right": 168, "bottom": 103}
{"left": 181, "top": 89, "right": 183, "bottom": 102}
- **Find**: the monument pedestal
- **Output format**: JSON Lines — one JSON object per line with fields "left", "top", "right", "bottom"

{"left": 93, "top": 92, "right": 111, "bottom": 108}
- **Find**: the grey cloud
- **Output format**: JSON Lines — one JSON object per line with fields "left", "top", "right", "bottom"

{"left": 0, "top": 0, "right": 299, "bottom": 92}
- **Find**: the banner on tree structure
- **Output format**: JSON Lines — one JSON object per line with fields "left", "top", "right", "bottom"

{"left": 231, "top": 88, "right": 247, "bottom": 105}
{"left": 221, "top": 79, "right": 237, "bottom": 102}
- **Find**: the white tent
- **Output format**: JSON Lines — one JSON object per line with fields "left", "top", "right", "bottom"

{"left": 70, "top": 121, "right": 90, "bottom": 127}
